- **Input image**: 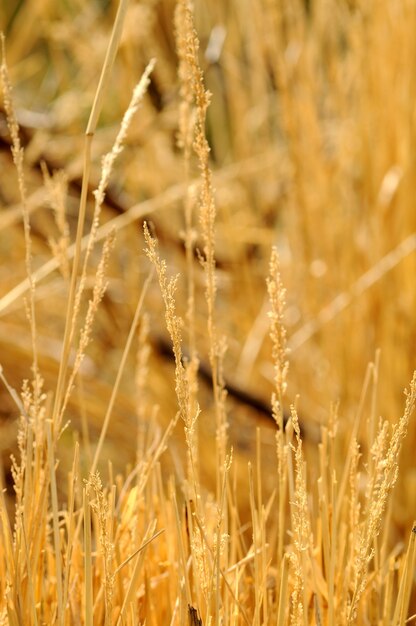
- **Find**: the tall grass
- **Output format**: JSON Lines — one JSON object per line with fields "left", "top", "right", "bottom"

{"left": 0, "top": 0, "right": 415, "bottom": 624}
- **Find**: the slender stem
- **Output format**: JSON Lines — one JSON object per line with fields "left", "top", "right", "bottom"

{"left": 51, "top": 0, "right": 130, "bottom": 435}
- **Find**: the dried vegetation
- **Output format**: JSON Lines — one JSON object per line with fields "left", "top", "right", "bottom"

{"left": 0, "top": 0, "right": 415, "bottom": 624}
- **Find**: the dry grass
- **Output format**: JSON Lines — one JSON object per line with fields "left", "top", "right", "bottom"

{"left": 0, "top": 0, "right": 415, "bottom": 624}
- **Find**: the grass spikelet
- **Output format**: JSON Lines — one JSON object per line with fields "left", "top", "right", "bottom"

{"left": 348, "top": 372, "right": 416, "bottom": 623}
{"left": 174, "top": 0, "right": 228, "bottom": 495}
{"left": 1, "top": 34, "right": 40, "bottom": 400}
{"left": 59, "top": 230, "right": 116, "bottom": 428}
{"left": 267, "top": 246, "right": 289, "bottom": 568}
{"left": 85, "top": 471, "right": 115, "bottom": 626}
{"left": 143, "top": 223, "right": 190, "bottom": 428}
{"left": 41, "top": 163, "right": 71, "bottom": 280}
{"left": 289, "top": 406, "right": 311, "bottom": 626}
{"left": 267, "top": 247, "right": 289, "bottom": 407}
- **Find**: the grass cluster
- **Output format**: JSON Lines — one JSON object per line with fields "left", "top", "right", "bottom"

{"left": 0, "top": 0, "right": 415, "bottom": 624}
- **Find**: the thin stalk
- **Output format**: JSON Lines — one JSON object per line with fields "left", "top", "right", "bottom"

{"left": 90, "top": 267, "right": 154, "bottom": 475}
{"left": 46, "top": 421, "right": 63, "bottom": 625}
{"left": 116, "top": 520, "right": 158, "bottom": 626}
{"left": 393, "top": 524, "right": 416, "bottom": 626}
{"left": 51, "top": 0, "right": 130, "bottom": 435}
{"left": 84, "top": 489, "right": 93, "bottom": 626}
{"left": 276, "top": 553, "right": 290, "bottom": 626}
{"left": 62, "top": 443, "right": 79, "bottom": 626}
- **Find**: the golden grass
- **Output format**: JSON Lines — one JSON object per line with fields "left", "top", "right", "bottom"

{"left": 0, "top": 0, "right": 415, "bottom": 624}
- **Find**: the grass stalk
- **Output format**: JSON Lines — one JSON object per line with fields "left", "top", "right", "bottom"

{"left": 51, "top": 0, "right": 130, "bottom": 435}
{"left": 83, "top": 488, "right": 93, "bottom": 626}
{"left": 46, "top": 420, "right": 64, "bottom": 625}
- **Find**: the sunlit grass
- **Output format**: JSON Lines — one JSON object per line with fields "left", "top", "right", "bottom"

{"left": 0, "top": 0, "right": 415, "bottom": 624}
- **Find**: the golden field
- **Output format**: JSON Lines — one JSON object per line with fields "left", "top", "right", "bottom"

{"left": 0, "top": 0, "right": 415, "bottom": 624}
